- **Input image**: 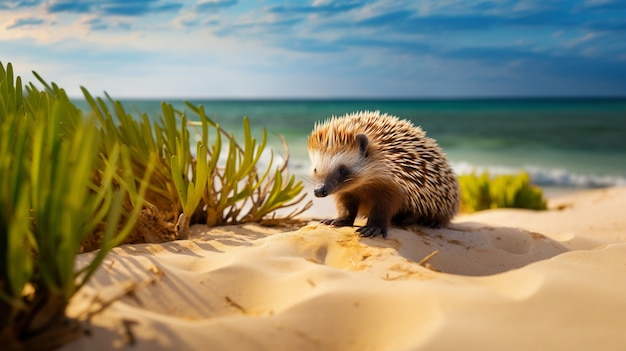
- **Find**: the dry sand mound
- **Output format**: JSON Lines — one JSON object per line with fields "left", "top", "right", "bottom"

{"left": 63, "top": 187, "right": 626, "bottom": 351}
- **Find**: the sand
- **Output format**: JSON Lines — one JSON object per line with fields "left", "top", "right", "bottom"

{"left": 62, "top": 187, "right": 626, "bottom": 351}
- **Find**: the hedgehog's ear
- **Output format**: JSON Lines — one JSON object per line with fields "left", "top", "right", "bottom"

{"left": 356, "top": 134, "right": 369, "bottom": 157}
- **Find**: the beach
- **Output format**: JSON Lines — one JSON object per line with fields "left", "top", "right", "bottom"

{"left": 54, "top": 99, "right": 626, "bottom": 351}
{"left": 62, "top": 186, "right": 626, "bottom": 350}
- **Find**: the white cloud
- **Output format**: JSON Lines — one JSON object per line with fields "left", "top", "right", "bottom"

{"left": 566, "top": 32, "right": 603, "bottom": 48}
{"left": 0, "top": 0, "right": 624, "bottom": 97}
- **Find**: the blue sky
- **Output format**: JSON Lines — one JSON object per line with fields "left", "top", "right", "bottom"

{"left": 1, "top": 0, "right": 625, "bottom": 98}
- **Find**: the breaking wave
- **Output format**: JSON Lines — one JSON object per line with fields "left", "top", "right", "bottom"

{"left": 452, "top": 162, "right": 626, "bottom": 188}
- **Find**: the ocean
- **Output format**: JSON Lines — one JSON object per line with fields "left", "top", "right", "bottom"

{"left": 74, "top": 98, "right": 626, "bottom": 190}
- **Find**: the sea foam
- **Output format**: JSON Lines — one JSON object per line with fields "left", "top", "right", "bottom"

{"left": 452, "top": 162, "right": 626, "bottom": 188}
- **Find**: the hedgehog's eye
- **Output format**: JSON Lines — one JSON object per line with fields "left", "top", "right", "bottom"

{"left": 313, "top": 168, "right": 317, "bottom": 174}
{"left": 339, "top": 166, "right": 348, "bottom": 177}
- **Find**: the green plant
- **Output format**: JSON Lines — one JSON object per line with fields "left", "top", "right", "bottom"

{"left": 184, "top": 103, "right": 309, "bottom": 228}
{"left": 80, "top": 89, "right": 310, "bottom": 239}
{"left": 82, "top": 91, "right": 182, "bottom": 218}
{"left": 458, "top": 171, "right": 547, "bottom": 212}
{"left": 0, "top": 62, "right": 154, "bottom": 350}
{"left": 1, "top": 60, "right": 310, "bottom": 349}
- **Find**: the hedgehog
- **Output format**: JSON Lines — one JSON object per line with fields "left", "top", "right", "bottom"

{"left": 308, "top": 111, "right": 459, "bottom": 238}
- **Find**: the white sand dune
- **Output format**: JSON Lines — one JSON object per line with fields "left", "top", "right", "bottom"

{"left": 63, "top": 187, "right": 626, "bottom": 351}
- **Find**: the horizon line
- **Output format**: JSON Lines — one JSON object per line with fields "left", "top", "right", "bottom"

{"left": 67, "top": 95, "right": 626, "bottom": 101}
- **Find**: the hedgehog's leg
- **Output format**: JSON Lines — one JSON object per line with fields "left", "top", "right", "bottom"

{"left": 357, "top": 206, "right": 392, "bottom": 238}
{"left": 357, "top": 186, "right": 401, "bottom": 238}
{"left": 415, "top": 216, "right": 445, "bottom": 229}
{"left": 393, "top": 212, "right": 446, "bottom": 229}
{"left": 391, "top": 211, "right": 416, "bottom": 227}
{"left": 357, "top": 197, "right": 399, "bottom": 238}
{"left": 320, "top": 193, "right": 358, "bottom": 227}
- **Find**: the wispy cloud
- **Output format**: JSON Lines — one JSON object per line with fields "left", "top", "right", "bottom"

{"left": 47, "top": 1, "right": 91, "bottom": 14}
{"left": 0, "top": 0, "right": 43, "bottom": 10}
{"left": 269, "top": 1, "right": 365, "bottom": 14}
{"left": 47, "top": 0, "right": 184, "bottom": 16}
{"left": 0, "top": 0, "right": 624, "bottom": 97}
{"left": 6, "top": 17, "right": 45, "bottom": 30}
{"left": 195, "top": 0, "right": 238, "bottom": 12}
{"left": 83, "top": 17, "right": 132, "bottom": 31}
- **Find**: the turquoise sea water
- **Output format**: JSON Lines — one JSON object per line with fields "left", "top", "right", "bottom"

{"left": 74, "top": 98, "right": 626, "bottom": 189}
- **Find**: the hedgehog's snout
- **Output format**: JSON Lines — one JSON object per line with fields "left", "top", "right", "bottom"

{"left": 314, "top": 184, "right": 329, "bottom": 197}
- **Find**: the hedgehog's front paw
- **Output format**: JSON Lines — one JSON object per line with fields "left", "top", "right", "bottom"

{"left": 357, "top": 226, "right": 388, "bottom": 238}
{"left": 320, "top": 218, "right": 354, "bottom": 227}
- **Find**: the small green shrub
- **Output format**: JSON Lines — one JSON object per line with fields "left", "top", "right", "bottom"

{"left": 458, "top": 171, "right": 547, "bottom": 213}
{"left": 184, "top": 103, "right": 309, "bottom": 228}
{"left": 81, "top": 88, "right": 310, "bottom": 239}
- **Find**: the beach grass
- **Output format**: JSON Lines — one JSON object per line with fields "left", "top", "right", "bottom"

{"left": 0, "top": 62, "right": 155, "bottom": 350}
{"left": 0, "top": 61, "right": 310, "bottom": 349}
{"left": 80, "top": 87, "right": 311, "bottom": 243}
